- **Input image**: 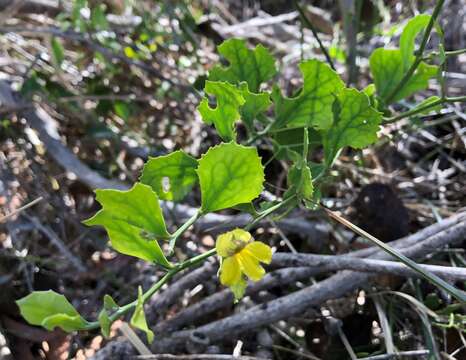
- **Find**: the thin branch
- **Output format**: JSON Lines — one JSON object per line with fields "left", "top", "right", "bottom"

{"left": 384, "top": 0, "right": 445, "bottom": 104}
{"left": 293, "top": 0, "right": 335, "bottom": 70}
{"left": 358, "top": 350, "right": 430, "bottom": 359}
{"left": 0, "top": 196, "right": 42, "bottom": 223}
{"left": 384, "top": 95, "right": 466, "bottom": 123}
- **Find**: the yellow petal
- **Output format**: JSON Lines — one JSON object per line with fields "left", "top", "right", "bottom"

{"left": 216, "top": 229, "right": 252, "bottom": 257}
{"left": 220, "top": 256, "right": 241, "bottom": 286}
{"left": 216, "top": 232, "right": 235, "bottom": 257}
{"left": 245, "top": 241, "right": 272, "bottom": 264}
{"left": 236, "top": 251, "right": 265, "bottom": 281}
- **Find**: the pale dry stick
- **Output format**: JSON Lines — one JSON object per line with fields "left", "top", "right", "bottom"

{"left": 119, "top": 322, "right": 152, "bottom": 356}
{"left": 0, "top": 196, "right": 43, "bottom": 223}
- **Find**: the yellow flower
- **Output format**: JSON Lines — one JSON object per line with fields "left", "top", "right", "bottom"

{"left": 216, "top": 229, "right": 272, "bottom": 299}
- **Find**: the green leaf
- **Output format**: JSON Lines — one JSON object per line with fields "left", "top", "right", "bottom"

{"left": 197, "top": 81, "right": 245, "bottom": 141}
{"left": 370, "top": 15, "right": 439, "bottom": 104}
{"left": 271, "top": 59, "right": 344, "bottom": 130}
{"left": 16, "top": 290, "right": 88, "bottom": 332}
{"left": 197, "top": 142, "right": 264, "bottom": 213}
{"left": 114, "top": 101, "right": 131, "bottom": 121}
{"left": 98, "top": 309, "right": 111, "bottom": 338}
{"left": 238, "top": 83, "right": 272, "bottom": 131}
{"left": 413, "top": 95, "right": 442, "bottom": 115}
{"left": 369, "top": 49, "right": 437, "bottom": 103}
{"left": 140, "top": 150, "right": 198, "bottom": 201}
{"left": 91, "top": 5, "right": 109, "bottom": 30}
{"left": 84, "top": 183, "right": 171, "bottom": 266}
{"left": 400, "top": 14, "right": 431, "bottom": 70}
{"left": 103, "top": 294, "right": 119, "bottom": 311}
{"left": 51, "top": 37, "right": 65, "bottom": 67}
{"left": 272, "top": 128, "right": 322, "bottom": 161}
{"left": 209, "top": 38, "right": 277, "bottom": 92}
{"left": 323, "top": 88, "right": 382, "bottom": 165}
{"left": 130, "top": 286, "right": 154, "bottom": 343}
{"left": 287, "top": 162, "right": 313, "bottom": 201}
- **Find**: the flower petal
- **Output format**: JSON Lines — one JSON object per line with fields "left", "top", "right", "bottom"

{"left": 220, "top": 256, "right": 241, "bottom": 286}
{"left": 216, "top": 232, "right": 235, "bottom": 257}
{"left": 236, "top": 251, "right": 265, "bottom": 281}
{"left": 245, "top": 241, "right": 272, "bottom": 264}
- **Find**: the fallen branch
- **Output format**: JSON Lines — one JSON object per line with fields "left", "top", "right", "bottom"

{"left": 148, "top": 218, "right": 466, "bottom": 353}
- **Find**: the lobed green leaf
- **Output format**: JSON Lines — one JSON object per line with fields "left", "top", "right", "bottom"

{"left": 197, "top": 142, "right": 264, "bottom": 212}
{"left": 271, "top": 59, "right": 344, "bottom": 130}
{"left": 209, "top": 38, "right": 277, "bottom": 92}
{"left": 140, "top": 150, "right": 198, "bottom": 201}
{"left": 323, "top": 88, "right": 382, "bottom": 165}
{"left": 84, "top": 183, "right": 171, "bottom": 266}
{"left": 198, "top": 81, "right": 245, "bottom": 141}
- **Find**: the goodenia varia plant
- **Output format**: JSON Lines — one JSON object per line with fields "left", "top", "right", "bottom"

{"left": 17, "top": 12, "right": 466, "bottom": 342}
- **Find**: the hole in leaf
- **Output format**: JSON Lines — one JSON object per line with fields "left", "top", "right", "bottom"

{"left": 162, "top": 176, "right": 170, "bottom": 193}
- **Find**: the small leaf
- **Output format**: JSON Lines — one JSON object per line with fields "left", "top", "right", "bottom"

{"left": 16, "top": 290, "right": 88, "bottom": 332}
{"left": 84, "top": 183, "right": 171, "bottom": 266}
{"left": 103, "top": 294, "right": 119, "bottom": 311}
{"left": 91, "top": 5, "right": 108, "bottom": 30}
{"left": 287, "top": 162, "right": 313, "bottom": 201}
{"left": 197, "top": 142, "right": 264, "bottom": 213}
{"left": 209, "top": 38, "right": 277, "bottom": 92}
{"left": 98, "top": 309, "right": 111, "bottom": 338}
{"left": 400, "top": 14, "right": 431, "bottom": 70}
{"left": 140, "top": 150, "right": 198, "bottom": 201}
{"left": 51, "top": 37, "right": 65, "bottom": 67}
{"left": 413, "top": 96, "right": 442, "bottom": 115}
{"left": 238, "top": 83, "right": 272, "bottom": 131}
{"left": 130, "top": 286, "right": 154, "bottom": 343}
{"left": 271, "top": 59, "right": 344, "bottom": 130}
{"left": 114, "top": 101, "right": 131, "bottom": 121}
{"left": 197, "top": 81, "right": 245, "bottom": 141}
{"left": 323, "top": 88, "right": 382, "bottom": 165}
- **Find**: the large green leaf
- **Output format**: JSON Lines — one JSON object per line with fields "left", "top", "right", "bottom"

{"left": 198, "top": 81, "right": 245, "bottom": 141}
{"left": 239, "top": 82, "right": 272, "bottom": 131}
{"left": 84, "top": 183, "right": 171, "bottom": 266}
{"left": 209, "top": 38, "right": 277, "bottom": 92}
{"left": 271, "top": 59, "right": 344, "bottom": 130}
{"left": 130, "top": 286, "right": 154, "bottom": 343}
{"left": 370, "top": 14, "right": 438, "bottom": 104}
{"left": 140, "top": 150, "right": 198, "bottom": 201}
{"left": 16, "top": 290, "right": 89, "bottom": 332}
{"left": 197, "top": 142, "right": 264, "bottom": 212}
{"left": 323, "top": 88, "right": 382, "bottom": 165}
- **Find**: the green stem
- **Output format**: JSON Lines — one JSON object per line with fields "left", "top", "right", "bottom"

{"left": 246, "top": 122, "right": 274, "bottom": 145}
{"left": 83, "top": 248, "right": 217, "bottom": 330}
{"left": 293, "top": 0, "right": 335, "bottom": 71}
{"left": 384, "top": 95, "right": 466, "bottom": 123}
{"left": 168, "top": 209, "right": 202, "bottom": 255}
{"left": 322, "top": 206, "right": 466, "bottom": 303}
{"left": 245, "top": 195, "right": 297, "bottom": 231}
{"left": 384, "top": 0, "right": 445, "bottom": 104}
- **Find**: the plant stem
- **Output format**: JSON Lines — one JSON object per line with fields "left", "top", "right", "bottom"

{"left": 246, "top": 121, "right": 274, "bottom": 145}
{"left": 293, "top": 0, "right": 335, "bottom": 70}
{"left": 322, "top": 206, "right": 466, "bottom": 303}
{"left": 245, "top": 195, "right": 297, "bottom": 231}
{"left": 83, "top": 248, "right": 217, "bottom": 331}
{"left": 384, "top": 0, "right": 445, "bottom": 104}
{"left": 384, "top": 95, "right": 466, "bottom": 123}
{"left": 168, "top": 209, "right": 202, "bottom": 255}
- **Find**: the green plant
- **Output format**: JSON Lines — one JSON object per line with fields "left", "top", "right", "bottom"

{"left": 17, "top": 7, "right": 466, "bottom": 343}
